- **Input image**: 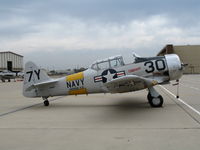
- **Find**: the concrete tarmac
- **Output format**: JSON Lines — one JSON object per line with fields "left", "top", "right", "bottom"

{"left": 0, "top": 75, "right": 200, "bottom": 150}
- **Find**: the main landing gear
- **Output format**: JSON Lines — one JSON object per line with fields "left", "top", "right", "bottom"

{"left": 42, "top": 97, "right": 49, "bottom": 106}
{"left": 147, "top": 87, "right": 163, "bottom": 107}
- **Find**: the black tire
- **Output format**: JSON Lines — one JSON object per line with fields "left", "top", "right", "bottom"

{"left": 147, "top": 93, "right": 152, "bottom": 102}
{"left": 148, "top": 95, "right": 163, "bottom": 108}
{"left": 44, "top": 100, "right": 49, "bottom": 106}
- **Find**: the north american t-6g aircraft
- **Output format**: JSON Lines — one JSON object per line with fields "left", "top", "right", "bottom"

{"left": 23, "top": 53, "right": 184, "bottom": 107}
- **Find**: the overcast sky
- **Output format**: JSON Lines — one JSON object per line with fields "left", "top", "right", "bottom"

{"left": 0, "top": 0, "right": 200, "bottom": 69}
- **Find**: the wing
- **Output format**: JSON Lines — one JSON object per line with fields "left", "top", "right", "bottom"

{"left": 152, "top": 75, "right": 170, "bottom": 85}
{"left": 25, "top": 79, "right": 58, "bottom": 91}
{"left": 104, "top": 75, "right": 161, "bottom": 93}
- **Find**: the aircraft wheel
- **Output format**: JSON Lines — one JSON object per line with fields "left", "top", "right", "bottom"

{"left": 44, "top": 100, "right": 49, "bottom": 106}
{"left": 8, "top": 79, "right": 11, "bottom": 82}
{"left": 148, "top": 94, "right": 163, "bottom": 107}
{"left": 147, "top": 93, "right": 152, "bottom": 103}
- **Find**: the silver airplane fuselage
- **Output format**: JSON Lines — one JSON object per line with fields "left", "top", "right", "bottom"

{"left": 23, "top": 54, "right": 183, "bottom": 107}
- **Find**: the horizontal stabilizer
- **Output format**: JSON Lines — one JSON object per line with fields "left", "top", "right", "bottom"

{"left": 23, "top": 61, "right": 57, "bottom": 97}
{"left": 25, "top": 79, "right": 58, "bottom": 91}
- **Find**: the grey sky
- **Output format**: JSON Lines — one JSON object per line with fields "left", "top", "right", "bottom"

{"left": 0, "top": 0, "right": 200, "bottom": 69}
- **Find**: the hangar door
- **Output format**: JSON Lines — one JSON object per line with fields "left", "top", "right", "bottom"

{"left": 7, "top": 61, "right": 12, "bottom": 71}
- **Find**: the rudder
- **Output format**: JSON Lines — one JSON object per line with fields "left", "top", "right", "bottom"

{"left": 23, "top": 61, "right": 51, "bottom": 97}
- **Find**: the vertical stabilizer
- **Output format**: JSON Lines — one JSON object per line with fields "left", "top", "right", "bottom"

{"left": 23, "top": 61, "right": 51, "bottom": 97}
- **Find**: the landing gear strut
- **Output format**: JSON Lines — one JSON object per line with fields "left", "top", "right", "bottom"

{"left": 148, "top": 87, "right": 163, "bottom": 107}
{"left": 42, "top": 97, "right": 49, "bottom": 106}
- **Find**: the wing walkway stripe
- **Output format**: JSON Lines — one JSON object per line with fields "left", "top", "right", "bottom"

{"left": 160, "top": 85, "right": 200, "bottom": 116}
{"left": 0, "top": 96, "right": 65, "bottom": 117}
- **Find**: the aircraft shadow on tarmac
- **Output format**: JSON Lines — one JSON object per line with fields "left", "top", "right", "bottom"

{"left": 29, "top": 96, "right": 158, "bottom": 122}
{"left": 96, "top": 98, "right": 153, "bottom": 122}
{"left": 31, "top": 97, "right": 149, "bottom": 109}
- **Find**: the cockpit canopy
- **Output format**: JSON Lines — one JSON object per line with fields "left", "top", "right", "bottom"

{"left": 90, "top": 55, "right": 125, "bottom": 70}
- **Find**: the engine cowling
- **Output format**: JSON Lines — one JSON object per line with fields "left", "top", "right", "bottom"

{"left": 165, "top": 54, "right": 183, "bottom": 81}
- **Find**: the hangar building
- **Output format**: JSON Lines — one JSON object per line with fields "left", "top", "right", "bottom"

{"left": 157, "top": 45, "right": 200, "bottom": 74}
{"left": 0, "top": 51, "right": 23, "bottom": 72}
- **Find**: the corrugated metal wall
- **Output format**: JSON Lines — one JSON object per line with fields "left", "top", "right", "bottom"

{"left": 0, "top": 52, "right": 23, "bottom": 72}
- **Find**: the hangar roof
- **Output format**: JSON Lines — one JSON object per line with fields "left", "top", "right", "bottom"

{"left": 157, "top": 44, "right": 174, "bottom": 56}
{"left": 157, "top": 44, "right": 200, "bottom": 56}
{"left": 0, "top": 51, "right": 23, "bottom": 57}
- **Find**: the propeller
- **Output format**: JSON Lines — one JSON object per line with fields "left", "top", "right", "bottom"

{"left": 180, "top": 63, "right": 188, "bottom": 70}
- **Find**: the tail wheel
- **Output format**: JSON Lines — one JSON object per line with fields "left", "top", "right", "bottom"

{"left": 44, "top": 100, "right": 49, "bottom": 106}
{"left": 148, "top": 93, "right": 163, "bottom": 107}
